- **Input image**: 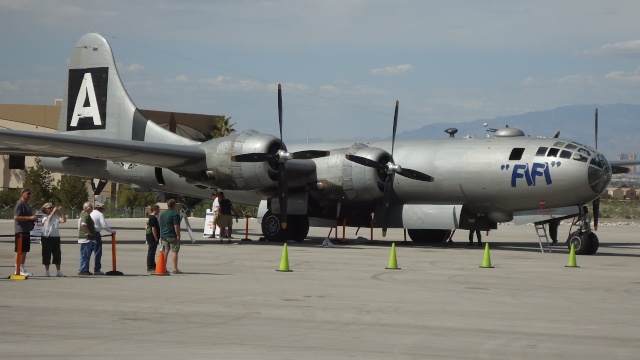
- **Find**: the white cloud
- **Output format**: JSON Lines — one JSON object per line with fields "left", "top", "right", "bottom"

{"left": 581, "top": 39, "right": 640, "bottom": 57}
{"left": 604, "top": 66, "right": 640, "bottom": 83}
{"left": 117, "top": 62, "right": 147, "bottom": 74}
{"left": 556, "top": 74, "right": 595, "bottom": 85}
{"left": 173, "top": 75, "right": 190, "bottom": 82}
{"left": 370, "top": 64, "right": 414, "bottom": 75}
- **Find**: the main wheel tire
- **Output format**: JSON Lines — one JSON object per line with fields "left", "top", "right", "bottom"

{"left": 586, "top": 232, "right": 599, "bottom": 255}
{"left": 567, "top": 231, "right": 591, "bottom": 255}
{"left": 287, "top": 215, "right": 309, "bottom": 243}
{"left": 261, "top": 210, "right": 285, "bottom": 242}
{"left": 407, "top": 229, "right": 452, "bottom": 244}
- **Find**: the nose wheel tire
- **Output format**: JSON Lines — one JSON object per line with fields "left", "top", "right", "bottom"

{"left": 567, "top": 231, "right": 599, "bottom": 255}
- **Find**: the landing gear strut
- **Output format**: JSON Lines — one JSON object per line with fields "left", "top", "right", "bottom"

{"left": 567, "top": 207, "right": 599, "bottom": 255}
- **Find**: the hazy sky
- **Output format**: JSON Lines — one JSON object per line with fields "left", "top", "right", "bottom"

{"left": 2, "top": 0, "right": 640, "bottom": 140}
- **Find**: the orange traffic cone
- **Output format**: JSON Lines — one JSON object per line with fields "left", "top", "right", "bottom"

{"left": 152, "top": 251, "right": 169, "bottom": 276}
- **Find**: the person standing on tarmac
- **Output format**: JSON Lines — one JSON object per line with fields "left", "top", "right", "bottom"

{"left": 77, "top": 202, "right": 96, "bottom": 276}
{"left": 90, "top": 202, "right": 116, "bottom": 275}
{"left": 40, "top": 202, "right": 67, "bottom": 277}
{"left": 214, "top": 192, "right": 239, "bottom": 243}
{"left": 160, "top": 199, "right": 182, "bottom": 274}
{"left": 14, "top": 188, "right": 37, "bottom": 277}
{"left": 146, "top": 204, "right": 160, "bottom": 272}
{"left": 468, "top": 228, "right": 482, "bottom": 246}
{"left": 548, "top": 218, "right": 560, "bottom": 244}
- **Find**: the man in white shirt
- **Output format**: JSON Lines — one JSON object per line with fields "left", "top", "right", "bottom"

{"left": 210, "top": 192, "right": 219, "bottom": 238}
{"left": 90, "top": 202, "right": 116, "bottom": 275}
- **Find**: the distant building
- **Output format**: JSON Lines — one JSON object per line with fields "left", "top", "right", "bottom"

{"left": 624, "top": 188, "right": 637, "bottom": 200}
{"left": 610, "top": 187, "right": 637, "bottom": 200}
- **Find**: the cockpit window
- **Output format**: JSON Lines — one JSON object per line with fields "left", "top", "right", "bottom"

{"left": 573, "top": 153, "right": 588, "bottom": 162}
{"left": 509, "top": 148, "right": 525, "bottom": 160}
{"left": 591, "top": 154, "right": 609, "bottom": 169}
{"left": 584, "top": 145, "right": 597, "bottom": 153}
{"left": 577, "top": 147, "right": 591, "bottom": 157}
{"left": 564, "top": 143, "right": 578, "bottom": 150}
{"left": 536, "top": 147, "right": 548, "bottom": 156}
{"left": 553, "top": 141, "right": 566, "bottom": 147}
{"left": 559, "top": 150, "right": 572, "bottom": 159}
{"left": 546, "top": 148, "right": 560, "bottom": 157}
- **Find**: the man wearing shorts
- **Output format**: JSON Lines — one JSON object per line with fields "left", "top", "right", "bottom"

{"left": 160, "top": 199, "right": 182, "bottom": 274}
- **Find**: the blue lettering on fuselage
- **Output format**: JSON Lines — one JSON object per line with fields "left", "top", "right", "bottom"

{"left": 506, "top": 162, "right": 555, "bottom": 187}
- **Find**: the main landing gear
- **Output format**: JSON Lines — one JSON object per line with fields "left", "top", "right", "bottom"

{"left": 406, "top": 229, "right": 453, "bottom": 244}
{"left": 261, "top": 210, "right": 309, "bottom": 242}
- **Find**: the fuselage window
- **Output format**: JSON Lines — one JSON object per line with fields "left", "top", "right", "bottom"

{"left": 559, "top": 150, "right": 572, "bottom": 159}
{"left": 546, "top": 148, "right": 560, "bottom": 157}
{"left": 564, "top": 143, "right": 578, "bottom": 150}
{"left": 509, "top": 148, "right": 525, "bottom": 160}
{"left": 536, "top": 147, "right": 548, "bottom": 156}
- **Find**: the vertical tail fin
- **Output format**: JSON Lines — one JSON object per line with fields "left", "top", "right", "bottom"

{"left": 59, "top": 33, "right": 194, "bottom": 145}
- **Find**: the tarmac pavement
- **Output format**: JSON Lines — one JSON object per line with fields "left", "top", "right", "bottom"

{"left": 1, "top": 218, "right": 639, "bottom": 359}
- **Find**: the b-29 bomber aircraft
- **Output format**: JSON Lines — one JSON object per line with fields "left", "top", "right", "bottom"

{"left": 0, "top": 33, "right": 626, "bottom": 255}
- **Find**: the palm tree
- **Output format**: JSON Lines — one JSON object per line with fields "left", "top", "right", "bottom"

{"left": 213, "top": 116, "right": 236, "bottom": 138}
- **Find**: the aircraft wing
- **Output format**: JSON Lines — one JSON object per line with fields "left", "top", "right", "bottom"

{"left": 609, "top": 159, "right": 640, "bottom": 174}
{"left": 0, "top": 130, "right": 205, "bottom": 168}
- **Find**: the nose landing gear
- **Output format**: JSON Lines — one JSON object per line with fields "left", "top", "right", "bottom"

{"left": 567, "top": 207, "right": 599, "bottom": 255}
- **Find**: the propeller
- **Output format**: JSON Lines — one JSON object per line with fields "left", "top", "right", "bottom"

{"left": 593, "top": 108, "right": 599, "bottom": 231}
{"left": 231, "top": 84, "right": 329, "bottom": 230}
{"left": 345, "top": 101, "right": 434, "bottom": 236}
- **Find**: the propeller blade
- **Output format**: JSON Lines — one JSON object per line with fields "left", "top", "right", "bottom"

{"left": 595, "top": 108, "right": 598, "bottom": 149}
{"left": 345, "top": 154, "right": 386, "bottom": 171}
{"left": 231, "top": 153, "right": 274, "bottom": 162}
{"left": 391, "top": 100, "right": 398, "bottom": 157}
{"left": 292, "top": 150, "right": 330, "bottom": 159}
{"left": 278, "top": 84, "right": 284, "bottom": 149}
{"left": 380, "top": 172, "right": 395, "bottom": 237}
{"left": 593, "top": 197, "right": 599, "bottom": 231}
{"left": 397, "top": 168, "right": 435, "bottom": 182}
{"left": 278, "top": 161, "right": 288, "bottom": 230}
{"left": 553, "top": 131, "right": 560, "bottom": 138}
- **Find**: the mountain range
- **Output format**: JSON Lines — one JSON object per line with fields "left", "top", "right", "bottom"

{"left": 396, "top": 103, "right": 640, "bottom": 160}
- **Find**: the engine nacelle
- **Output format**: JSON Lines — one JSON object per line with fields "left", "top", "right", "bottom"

{"left": 313, "top": 143, "right": 390, "bottom": 203}
{"left": 202, "top": 130, "right": 280, "bottom": 190}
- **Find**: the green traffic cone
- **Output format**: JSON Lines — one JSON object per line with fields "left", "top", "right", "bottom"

{"left": 480, "top": 243, "right": 494, "bottom": 268}
{"left": 276, "top": 243, "right": 292, "bottom": 272}
{"left": 565, "top": 243, "right": 579, "bottom": 268}
{"left": 385, "top": 243, "right": 401, "bottom": 270}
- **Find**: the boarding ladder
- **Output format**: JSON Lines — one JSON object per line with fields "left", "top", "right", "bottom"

{"left": 534, "top": 222, "right": 552, "bottom": 253}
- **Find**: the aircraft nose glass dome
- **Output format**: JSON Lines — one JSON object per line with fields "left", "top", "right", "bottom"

{"left": 587, "top": 153, "right": 612, "bottom": 194}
